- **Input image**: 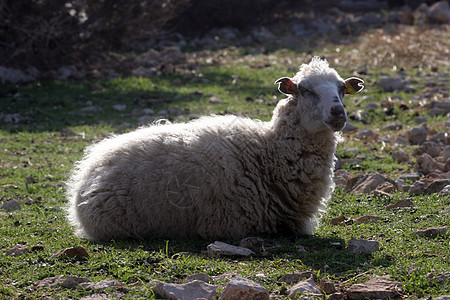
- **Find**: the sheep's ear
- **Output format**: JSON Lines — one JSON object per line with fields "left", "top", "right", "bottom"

{"left": 275, "top": 77, "right": 297, "bottom": 96}
{"left": 344, "top": 77, "right": 365, "bottom": 95}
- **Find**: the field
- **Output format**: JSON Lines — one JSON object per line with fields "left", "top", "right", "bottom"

{"left": 0, "top": 24, "right": 449, "bottom": 299}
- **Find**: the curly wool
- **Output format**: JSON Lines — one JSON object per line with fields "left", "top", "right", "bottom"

{"left": 67, "top": 59, "right": 343, "bottom": 241}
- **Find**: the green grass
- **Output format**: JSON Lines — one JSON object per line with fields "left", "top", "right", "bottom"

{"left": 1, "top": 44, "right": 449, "bottom": 299}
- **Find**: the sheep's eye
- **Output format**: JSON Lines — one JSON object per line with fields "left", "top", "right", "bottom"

{"left": 299, "top": 87, "right": 315, "bottom": 95}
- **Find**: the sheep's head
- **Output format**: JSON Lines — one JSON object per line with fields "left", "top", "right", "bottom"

{"left": 275, "top": 57, "right": 364, "bottom": 133}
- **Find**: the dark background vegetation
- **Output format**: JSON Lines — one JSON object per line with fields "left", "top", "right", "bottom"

{"left": 1, "top": 0, "right": 440, "bottom": 71}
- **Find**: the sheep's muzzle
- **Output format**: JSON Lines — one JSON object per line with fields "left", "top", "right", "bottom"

{"left": 326, "top": 105, "right": 347, "bottom": 131}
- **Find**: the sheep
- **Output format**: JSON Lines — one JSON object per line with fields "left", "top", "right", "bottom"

{"left": 67, "top": 57, "right": 364, "bottom": 241}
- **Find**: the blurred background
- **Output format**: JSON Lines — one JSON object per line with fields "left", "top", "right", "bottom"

{"left": 0, "top": 0, "right": 447, "bottom": 83}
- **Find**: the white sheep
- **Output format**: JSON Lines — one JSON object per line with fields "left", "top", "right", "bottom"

{"left": 67, "top": 57, "right": 364, "bottom": 241}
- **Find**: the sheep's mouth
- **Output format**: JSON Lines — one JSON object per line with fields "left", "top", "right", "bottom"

{"left": 325, "top": 119, "right": 346, "bottom": 131}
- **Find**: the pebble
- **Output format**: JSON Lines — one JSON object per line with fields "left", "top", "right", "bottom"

{"left": 220, "top": 277, "right": 269, "bottom": 300}
{"left": 347, "top": 239, "right": 380, "bottom": 255}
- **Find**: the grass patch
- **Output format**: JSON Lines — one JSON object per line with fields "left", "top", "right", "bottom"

{"left": 1, "top": 28, "right": 449, "bottom": 298}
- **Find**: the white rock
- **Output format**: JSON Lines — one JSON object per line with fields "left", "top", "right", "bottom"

{"left": 220, "top": 277, "right": 269, "bottom": 300}
{"left": 153, "top": 279, "right": 217, "bottom": 300}
{"left": 286, "top": 277, "right": 321, "bottom": 299}
{"left": 207, "top": 241, "right": 254, "bottom": 257}
{"left": 346, "top": 276, "right": 403, "bottom": 300}
{"left": 347, "top": 239, "right": 379, "bottom": 254}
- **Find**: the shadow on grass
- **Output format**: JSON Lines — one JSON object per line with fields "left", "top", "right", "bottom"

{"left": 0, "top": 67, "right": 278, "bottom": 133}
{"left": 93, "top": 234, "right": 389, "bottom": 277}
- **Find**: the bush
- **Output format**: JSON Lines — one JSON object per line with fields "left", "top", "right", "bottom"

{"left": 0, "top": 0, "right": 189, "bottom": 70}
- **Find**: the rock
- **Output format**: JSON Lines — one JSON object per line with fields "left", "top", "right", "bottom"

{"left": 331, "top": 213, "right": 347, "bottom": 225}
{"left": 414, "top": 153, "right": 444, "bottom": 175}
{"left": 185, "top": 273, "right": 211, "bottom": 283}
{"left": 346, "top": 173, "right": 396, "bottom": 194}
{"left": 378, "top": 76, "right": 405, "bottom": 92}
{"left": 426, "top": 0, "right": 450, "bottom": 24}
{"left": 207, "top": 241, "right": 254, "bottom": 257}
{"left": 112, "top": 104, "right": 127, "bottom": 111}
{"left": 0, "top": 66, "right": 39, "bottom": 84}
{"left": 432, "top": 296, "right": 450, "bottom": 300}
{"left": 220, "top": 277, "right": 269, "bottom": 300}
{"left": 385, "top": 199, "right": 413, "bottom": 210}
{"left": 209, "top": 96, "right": 223, "bottom": 104}
{"left": 279, "top": 271, "right": 316, "bottom": 285}
{"left": 239, "top": 237, "right": 265, "bottom": 254}
{"left": 354, "top": 215, "right": 384, "bottom": 223}
{"left": 346, "top": 276, "right": 403, "bottom": 300}
{"left": 342, "top": 122, "right": 358, "bottom": 132}
{"left": 391, "top": 151, "right": 409, "bottom": 163}
{"left": 286, "top": 277, "right": 321, "bottom": 299}
{"left": 407, "top": 125, "right": 428, "bottom": 145}
{"left": 414, "top": 226, "right": 448, "bottom": 237}
{"left": 132, "top": 66, "right": 157, "bottom": 77}
{"left": 334, "top": 169, "right": 351, "bottom": 189}
{"left": 0, "top": 200, "right": 21, "bottom": 211}
{"left": 384, "top": 122, "right": 403, "bottom": 131}
{"left": 319, "top": 279, "right": 338, "bottom": 294}
{"left": 347, "top": 239, "right": 379, "bottom": 255}
{"left": 399, "top": 172, "right": 421, "bottom": 181}
{"left": 50, "top": 246, "right": 90, "bottom": 259}
{"left": 80, "top": 293, "right": 122, "bottom": 300}
{"left": 251, "top": 26, "right": 274, "bottom": 42}
{"left": 375, "top": 182, "right": 397, "bottom": 193}
{"left": 6, "top": 244, "right": 31, "bottom": 257}
{"left": 55, "top": 65, "right": 78, "bottom": 81}
{"left": 35, "top": 275, "right": 66, "bottom": 289}
{"left": 440, "top": 185, "right": 450, "bottom": 194}
{"left": 357, "top": 128, "right": 378, "bottom": 140}
{"left": 413, "top": 141, "right": 443, "bottom": 157}
{"left": 61, "top": 276, "right": 91, "bottom": 289}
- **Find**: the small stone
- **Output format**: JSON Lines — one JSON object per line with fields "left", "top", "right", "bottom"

{"left": 391, "top": 151, "right": 409, "bottom": 163}
{"left": 385, "top": 199, "right": 414, "bottom": 211}
{"left": 414, "top": 226, "right": 447, "bottom": 237}
{"left": 50, "top": 246, "right": 89, "bottom": 259}
{"left": 334, "top": 169, "right": 351, "bottom": 189}
{"left": 354, "top": 215, "right": 384, "bottom": 223}
{"left": 426, "top": 0, "right": 450, "bottom": 24}
{"left": 80, "top": 279, "right": 127, "bottom": 292}
{"left": 375, "top": 182, "right": 397, "bottom": 193}
{"left": 185, "top": 273, "right": 210, "bottom": 283}
{"left": 331, "top": 213, "right": 347, "bottom": 225}
{"left": 346, "top": 276, "right": 403, "bottom": 300}
{"left": 319, "top": 279, "right": 338, "bottom": 294}
{"left": 209, "top": 96, "right": 222, "bottom": 104}
{"left": 346, "top": 173, "right": 396, "bottom": 194}
{"left": 357, "top": 128, "right": 377, "bottom": 140}
{"left": 286, "top": 277, "right": 321, "bottom": 299}
{"left": 378, "top": 76, "right": 405, "bottom": 92}
{"left": 279, "top": 271, "right": 316, "bottom": 285}
{"left": 0, "top": 200, "right": 21, "bottom": 211}
{"left": 347, "top": 239, "right": 379, "bottom": 255}
{"left": 207, "top": 241, "right": 254, "bottom": 257}
{"left": 407, "top": 125, "right": 428, "bottom": 145}
{"left": 35, "top": 275, "right": 65, "bottom": 289}
{"left": 342, "top": 122, "right": 358, "bottom": 132}
{"left": 6, "top": 244, "right": 31, "bottom": 257}
{"left": 61, "top": 276, "right": 91, "bottom": 289}
{"left": 112, "top": 104, "right": 127, "bottom": 111}
{"left": 220, "top": 277, "right": 269, "bottom": 300}
{"left": 384, "top": 122, "right": 403, "bottom": 131}
{"left": 239, "top": 237, "right": 265, "bottom": 255}
{"left": 415, "top": 153, "right": 444, "bottom": 175}
{"left": 399, "top": 172, "right": 421, "bottom": 181}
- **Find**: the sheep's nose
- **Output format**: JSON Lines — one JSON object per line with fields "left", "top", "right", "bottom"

{"left": 330, "top": 105, "right": 346, "bottom": 120}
